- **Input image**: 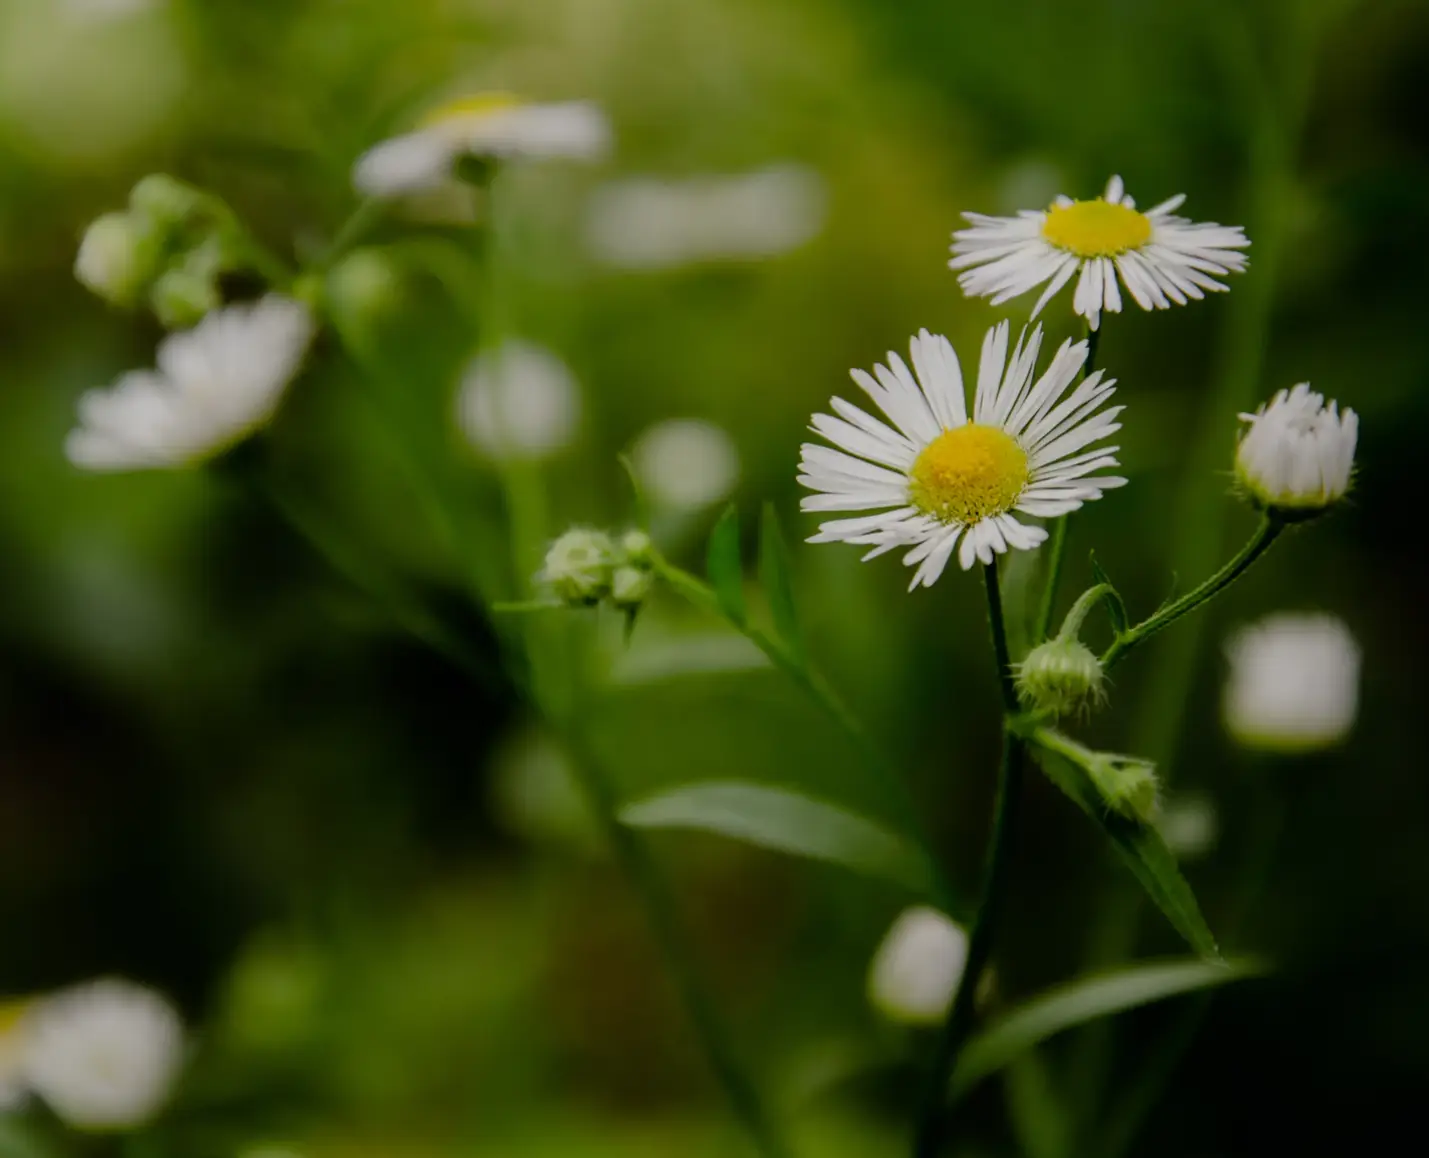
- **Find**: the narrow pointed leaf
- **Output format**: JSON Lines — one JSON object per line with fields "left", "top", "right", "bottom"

{"left": 1030, "top": 740, "right": 1220, "bottom": 959}
{"left": 952, "top": 956, "right": 1268, "bottom": 1098}
{"left": 620, "top": 781, "right": 938, "bottom": 897}
{"left": 759, "top": 504, "right": 804, "bottom": 665}
{"left": 706, "top": 504, "right": 746, "bottom": 625}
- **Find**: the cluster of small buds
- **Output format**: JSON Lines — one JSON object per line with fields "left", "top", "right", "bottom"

{"left": 75, "top": 174, "right": 246, "bottom": 327}
{"left": 539, "top": 527, "right": 657, "bottom": 611}
{"left": 1016, "top": 637, "right": 1105, "bottom": 718}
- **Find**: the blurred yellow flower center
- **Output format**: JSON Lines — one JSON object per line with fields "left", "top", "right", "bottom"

{"left": 422, "top": 93, "right": 522, "bottom": 129}
{"left": 909, "top": 424, "right": 1028, "bottom": 525}
{"left": 1042, "top": 199, "right": 1151, "bottom": 258}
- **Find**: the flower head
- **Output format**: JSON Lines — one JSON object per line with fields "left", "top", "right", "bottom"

{"left": 1223, "top": 613, "right": 1360, "bottom": 753}
{"left": 951, "top": 175, "right": 1249, "bottom": 329}
{"left": 799, "top": 322, "right": 1125, "bottom": 587}
{"left": 65, "top": 295, "right": 314, "bottom": 471}
{"left": 867, "top": 906, "right": 968, "bottom": 1025}
{"left": 540, "top": 528, "right": 617, "bottom": 606}
{"left": 1235, "top": 383, "right": 1357, "bottom": 519}
{"left": 19, "top": 979, "right": 184, "bottom": 1132}
{"left": 354, "top": 95, "right": 610, "bottom": 199}
{"left": 457, "top": 341, "right": 581, "bottom": 462}
{"left": 1016, "top": 637, "right": 1105, "bottom": 717}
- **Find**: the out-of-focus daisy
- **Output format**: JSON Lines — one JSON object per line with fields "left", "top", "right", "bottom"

{"left": 585, "top": 164, "right": 825, "bottom": 269}
{"left": 457, "top": 340, "right": 581, "bottom": 461}
{"left": 354, "top": 94, "right": 610, "bottom": 199}
{"left": 19, "top": 978, "right": 184, "bottom": 1132}
{"left": 867, "top": 907, "right": 968, "bottom": 1025}
{"left": 1158, "top": 793, "right": 1219, "bottom": 860}
{"left": 1223, "top": 613, "right": 1361, "bottom": 753}
{"left": 799, "top": 322, "right": 1125, "bottom": 587}
{"left": 65, "top": 294, "right": 313, "bottom": 471}
{"left": 631, "top": 419, "right": 740, "bottom": 509}
{"left": 1235, "top": 383, "right": 1357, "bottom": 519}
{"left": 950, "top": 175, "right": 1249, "bottom": 329}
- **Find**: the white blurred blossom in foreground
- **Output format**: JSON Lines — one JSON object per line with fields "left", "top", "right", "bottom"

{"left": 1223, "top": 613, "right": 1361, "bottom": 753}
{"left": 66, "top": 295, "right": 313, "bottom": 471}
{"left": 354, "top": 95, "right": 610, "bottom": 199}
{"left": 585, "top": 165, "right": 826, "bottom": 269}
{"left": 457, "top": 341, "right": 581, "bottom": 461}
{"left": 19, "top": 979, "right": 184, "bottom": 1131}
{"left": 867, "top": 906, "right": 968, "bottom": 1025}
{"left": 631, "top": 419, "right": 740, "bottom": 509}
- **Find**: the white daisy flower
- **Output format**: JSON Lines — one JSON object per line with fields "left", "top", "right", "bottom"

{"left": 19, "top": 978, "right": 184, "bottom": 1132}
{"left": 457, "top": 340, "right": 581, "bottom": 461}
{"left": 950, "top": 175, "right": 1249, "bottom": 329}
{"left": 867, "top": 906, "right": 968, "bottom": 1026}
{"left": 1223, "top": 613, "right": 1361, "bottom": 753}
{"left": 799, "top": 322, "right": 1126, "bottom": 588}
{"left": 354, "top": 94, "right": 610, "bottom": 199}
{"left": 65, "top": 294, "right": 314, "bottom": 471}
{"left": 1235, "top": 383, "right": 1357, "bottom": 518}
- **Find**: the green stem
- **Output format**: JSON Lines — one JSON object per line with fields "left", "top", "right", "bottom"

{"left": 1055, "top": 583, "right": 1119, "bottom": 643}
{"left": 912, "top": 562, "right": 1025, "bottom": 1158}
{"left": 316, "top": 197, "right": 387, "bottom": 269}
{"left": 1033, "top": 323, "right": 1102, "bottom": 643}
{"left": 561, "top": 727, "right": 794, "bottom": 1158}
{"left": 1100, "top": 518, "right": 1281, "bottom": 671}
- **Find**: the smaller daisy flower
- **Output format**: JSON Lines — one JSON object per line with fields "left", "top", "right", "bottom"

{"left": 799, "top": 322, "right": 1125, "bottom": 588}
{"left": 1223, "top": 613, "right": 1360, "bottom": 753}
{"left": 950, "top": 175, "right": 1249, "bottom": 329}
{"left": 19, "top": 978, "right": 184, "bottom": 1132}
{"left": 65, "top": 295, "right": 313, "bottom": 471}
{"left": 1235, "top": 383, "right": 1357, "bottom": 519}
{"left": 354, "top": 94, "right": 611, "bottom": 199}
{"left": 867, "top": 906, "right": 968, "bottom": 1025}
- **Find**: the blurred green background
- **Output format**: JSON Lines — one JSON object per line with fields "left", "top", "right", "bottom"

{"left": 3, "top": 0, "right": 1427, "bottom": 1154}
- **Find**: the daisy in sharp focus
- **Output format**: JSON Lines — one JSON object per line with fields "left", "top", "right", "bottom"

{"left": 66, "top": 294, "right": 313, "bottom": 471}
{"left": 354, "top": 94, "right": 611, "bottom": 199}
{"left": 950, "top": 175, "right": 1249, "bottom": 329}
{"left": 799, "top": 322, "right": 1126, "bottom": 588}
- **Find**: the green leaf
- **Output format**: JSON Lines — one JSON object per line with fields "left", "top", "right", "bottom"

{"left": 1089, "top": 553, "right": 1127, "bottom": 634}
{"left": 1029, "top": 737, "right": 1221, "bottom": 959}
{"left": 759, "top": 504, "right": 804, "bottom": 665}
{"left": 620, "top": 781, "right": 939, "bottom": 897}
{"left": 1001, "top": 543, "right": 1044, "bottom": 658}
{"left": 952, "top": 956, "right": 1268, "bottom": 1098}
{"left": 1005, "top": 1051, "right": 1074, "bottom": 1158}
{"left": 706, "top": 504, "right": 746, "bottom": 625}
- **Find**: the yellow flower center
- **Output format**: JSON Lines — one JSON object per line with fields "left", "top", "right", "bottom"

{"left": 420, "top": 92, "right": 522, "bottom": 129}
{"left": 1042, "top": 199, "right": 1152, "bottom": 258}
{"left": 908, "top": 424, "right": 1029, "bottom": 525}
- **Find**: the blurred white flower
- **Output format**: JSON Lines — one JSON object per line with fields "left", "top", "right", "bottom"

{"left": 951, "top": 175, "right": 1249, "bottom": 329}
{"left": 60, "top": 0, "right": 158, "bottom": 24}
{"left": 74, "top": 211, "right": 153, "bottom": 307}
{"left": 1235, "top": 383, "right": 1357, "bottom": 518}
{"left": 354, "top": 95, "right": 610, "bottom": 199}
{"left": 66, "top": 295, "right": 313, "bottom": 471}
{"left": 1, "top": 999, "right": 30, "bottom": 1112}
{"left": 19, "top": 979, "right": 184, "bottom": 1132}
{"left": 868, "top": 906, "right": 968, "bottom": 1025}
{"left": 1159, "top": 793, "right": 1219, "bottom": 860}
{"left": 631, "top": 419, "right": 740, "bottom": 509}
{"left": 457, "top": 341, "right": 581, "bottom": 461}
{"left": 585, "top": 165, "right": 826, "bottom": 269}
{"left": 1223, "top": 613, "right": 1361, "bottom": 753}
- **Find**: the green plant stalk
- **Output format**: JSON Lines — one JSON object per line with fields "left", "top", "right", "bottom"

{"left": 912, "top": 562, "right": 1025, "bottom": 1158}
{"left": 1033, "top": 322, "right": 1102, "bottom": 643}
{"left": 1099, "top": 517, "right": 1281, "bottom": 671}
{"left": 653, "top": 555, "right": 963, "bottom": 917}
{"left": 1054, "top": 582, "right": 1121, "bottom": 644}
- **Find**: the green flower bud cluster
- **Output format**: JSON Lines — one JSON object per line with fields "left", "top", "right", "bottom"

{"left": 75, "top": 174, "right": 251, "bottom": 326}
{"left": 540, "top": 527, "right": 657, "bottom": 611}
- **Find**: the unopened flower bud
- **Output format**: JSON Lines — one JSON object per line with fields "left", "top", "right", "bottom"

{"left": 867, "top": 906, "right": 968, "bottom": 1026}
{"left": 1235, "top": 383, "right": 1357, "bottom": 520}
{"left": 619, "top": 529, "right": 653, "bottom": 566}
{"left": 150, "top": 266, "right": 220, "bottom": 329}
{"left": 610, "top": 564, "right": 654, "bottom": 609}
{"left": 129, "top": 173, "right": 209, "bottom": 233}
{"left": 540, "top": 528, "right": 616, "bottom": 606}
{"left": 75, "top": 212, "right": 156, "bottom": 307}
{"left": 1086, "top": 753, "right": 1159, "bottom": 824}
{"left": 1016, "top": 638, "right": 1104, "bottom": 717}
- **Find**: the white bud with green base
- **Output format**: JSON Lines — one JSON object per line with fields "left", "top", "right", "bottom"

{"left": 540, "top": 529, "right": 617, "bottom": 606}
{"left": 75, "top": 212, "right": 160, "bottom": 308}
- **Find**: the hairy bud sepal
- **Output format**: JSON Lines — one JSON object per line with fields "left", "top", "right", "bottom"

{"left": 1015, "top": 638, "right": 1105, "bottom": 719}
{"left": 1086, "top": 753, "right": 1159, "bottom": 824}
